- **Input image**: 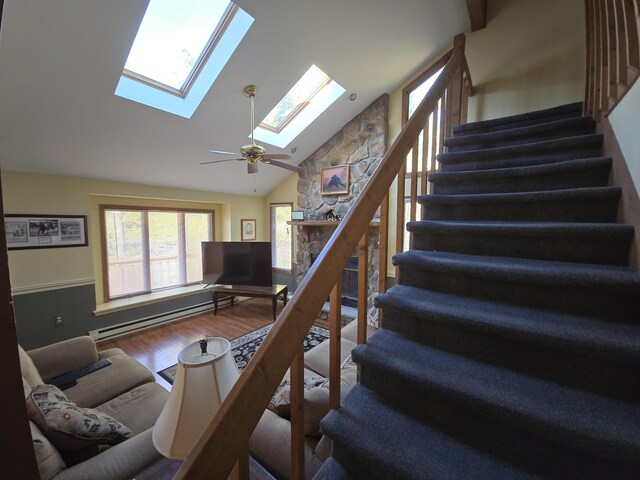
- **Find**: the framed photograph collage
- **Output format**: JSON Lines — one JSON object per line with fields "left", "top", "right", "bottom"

{"left": 4, "top": 214, "right": 88, "bottom": 250}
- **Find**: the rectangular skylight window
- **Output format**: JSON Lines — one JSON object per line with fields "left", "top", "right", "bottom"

{"left": 115, "top": 0, "right": 253, "bottom": 118}
{"left": 125, "top": 0, "right": 232, "bottom": 93}
{"left": 254, "top": 65, "right": 345, "bottom": 148}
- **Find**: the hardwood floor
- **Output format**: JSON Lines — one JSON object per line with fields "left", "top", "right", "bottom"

{"left": 98, "top": 297, "right": 277, "bottom": 390}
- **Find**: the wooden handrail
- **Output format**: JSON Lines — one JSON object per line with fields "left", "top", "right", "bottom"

{"left": 175, "top": 40, "right": 466, "bottom": 480}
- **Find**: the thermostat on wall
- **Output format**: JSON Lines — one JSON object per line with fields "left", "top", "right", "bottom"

{"left": 291, "top": 211, "right": 304, "bottom": 221}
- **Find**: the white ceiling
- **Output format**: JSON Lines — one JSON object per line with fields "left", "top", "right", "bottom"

{"left": 0, "top": 0, "right": 469, "bottom": 197}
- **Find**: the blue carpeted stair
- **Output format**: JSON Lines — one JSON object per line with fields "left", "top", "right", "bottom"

{"left": 315, "top": 102, "right": 640, "bottom": 479}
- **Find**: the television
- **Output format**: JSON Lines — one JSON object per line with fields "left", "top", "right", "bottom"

{"left": 201, "top": 241, "right": 272, "bottom": 287}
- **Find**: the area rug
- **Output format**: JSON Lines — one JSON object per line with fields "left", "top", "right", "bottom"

{"left": 158, "top": 324, "right": 330, "bottom": 385}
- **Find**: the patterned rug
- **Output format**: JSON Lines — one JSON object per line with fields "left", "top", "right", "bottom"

{"left": 158, "top": 324, "right": 330, "bottom": 385}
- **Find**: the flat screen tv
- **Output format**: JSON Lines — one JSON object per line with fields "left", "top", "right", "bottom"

{"left": 201, "top": 241, "right": 272, "bottom": 287}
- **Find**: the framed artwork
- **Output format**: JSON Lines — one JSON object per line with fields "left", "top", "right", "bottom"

{"left": 4, "top": 214, "right": 88, "bottom": 250}
{"left": 321, "top": 165, "right": 349, "bottom": 195}
{"left": 241, "top": 218, "right": 256, "bottom": 241}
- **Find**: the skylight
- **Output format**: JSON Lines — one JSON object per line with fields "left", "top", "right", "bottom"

{"left": 115, "top": 0, "right": 253, "bottom": 118}
{"left": 254, "top": 65, "right": 345, "bottom": 148}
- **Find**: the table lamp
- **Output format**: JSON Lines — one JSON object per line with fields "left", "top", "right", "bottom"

{"left": 152, "top": 337, "right": 240, "bottom": 459}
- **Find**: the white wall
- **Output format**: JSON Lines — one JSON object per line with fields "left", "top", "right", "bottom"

{"left": 609, "top": 81, "right": 640, "bottom": 194}
{"left": 465, "top": 0, "right": 585, "bottom": 122}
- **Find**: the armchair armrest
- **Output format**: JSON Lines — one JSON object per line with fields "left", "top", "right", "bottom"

{"left": 28, "top": 336, "right": 99, "bottom": 380}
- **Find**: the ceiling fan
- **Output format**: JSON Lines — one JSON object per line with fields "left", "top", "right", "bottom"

{"left": 201, "top": 85, "right": 302, "bottom": 174}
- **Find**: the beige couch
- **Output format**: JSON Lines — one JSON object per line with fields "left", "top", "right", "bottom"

{"left": 19, "top": 336, "right": 169, "bottom": 480}
{"left": 249, "top": 320, "right": 375, "bottom": 480}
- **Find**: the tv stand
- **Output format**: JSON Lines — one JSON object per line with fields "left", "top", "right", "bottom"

{"left": 211, "top": 284, "right": 288, "bottom": 321}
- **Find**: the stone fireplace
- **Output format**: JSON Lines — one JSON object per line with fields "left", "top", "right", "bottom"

{"left": 295, "top": 95, "right": 388, "bottom": 327}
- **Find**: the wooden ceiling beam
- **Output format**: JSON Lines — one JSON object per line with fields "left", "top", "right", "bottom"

{"left": 465, "top": 0, "right": 487, "bottom": 32}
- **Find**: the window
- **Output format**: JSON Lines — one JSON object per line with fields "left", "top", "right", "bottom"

{"left": 253, "top": 65, "right": 345, "bottom": 148}
{"left": 115, "top": 0, "right": 254, "bottom": 118}
{"left": 101, "top": 207, "right": 213, "bottom": 300}
{"left": 270, "top": 203, "right": 292, "bottom": 272}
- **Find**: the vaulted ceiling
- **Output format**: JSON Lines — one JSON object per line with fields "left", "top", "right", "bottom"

{"left": 0, "top": 0, "right": 470, "bottom": 196}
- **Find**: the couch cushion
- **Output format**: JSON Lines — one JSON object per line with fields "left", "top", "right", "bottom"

{"left": 27, "top": 384, "right": 133, "bottom": 452}
{"left": 29, "top": 420, "right": 66, "bottom": 480}
{"left": 19, "top": 345, "right": 44, "bottom": 387}
{"left": 304, "top": 337, "right": 357, "bottom": 378}
{"left": 62, "top": 348, "right": 154, "bottom": 408}
{"left": 95, "top": 382, "right": 169, "bottom": 435}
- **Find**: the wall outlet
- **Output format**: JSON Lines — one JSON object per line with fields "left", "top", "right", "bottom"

{"left": 53, "top": 313, "right": 64, "bottom": 326}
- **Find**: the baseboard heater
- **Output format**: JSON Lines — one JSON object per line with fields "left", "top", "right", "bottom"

{"left": 89, "top": 296, "right": 236, "bottom": 342}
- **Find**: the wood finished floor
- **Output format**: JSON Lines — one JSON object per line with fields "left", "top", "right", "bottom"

{"left": 97, "top": 297, "right": 279, "bottom": 390}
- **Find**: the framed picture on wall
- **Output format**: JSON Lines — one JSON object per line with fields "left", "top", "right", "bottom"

{"left": 321, "top": 165, "right": 349, "bottom": 195}
{"left": 241, "top": 218, "right": 256, "bottom": 241}
{"left": 3, "top": 214, "right": 88, "bottom": 250}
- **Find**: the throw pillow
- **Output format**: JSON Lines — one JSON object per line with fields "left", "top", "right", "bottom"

{"left": 26, "top": 384, "right": 133, "bottom": 452}
{"left": 268, "top": 374, "right": 327, "bottom": 419}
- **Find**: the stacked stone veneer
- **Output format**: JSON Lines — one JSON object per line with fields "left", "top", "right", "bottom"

{"left": 295, "top": 95, "right": 388, "bottom": 326}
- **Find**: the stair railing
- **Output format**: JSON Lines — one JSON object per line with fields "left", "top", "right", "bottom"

{"left": 396, "top": 35, "right": 473, "bottom": 258}
{"left": 585, "top": 0, "right": 640, "bottom": 120}
{"left": 174, "top": 34, "right": 470, "bottom": 480}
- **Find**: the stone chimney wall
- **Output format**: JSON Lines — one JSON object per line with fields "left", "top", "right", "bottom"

{"left": 295, "top": 95, "right": 388, "bottom": 326}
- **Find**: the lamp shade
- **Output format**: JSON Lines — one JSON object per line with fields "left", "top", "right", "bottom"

{"left": 152, "top": 337, "right": 240, "bottom": 459}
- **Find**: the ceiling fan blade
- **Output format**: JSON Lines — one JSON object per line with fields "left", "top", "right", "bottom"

{"left": 248, "top": 162, "right": 259, "bottom": 174}
{"left": 200, "top": 158, "right": 242, "bottom": 165}
{"left": 208, "top": 149, "right": 238, "bottom": 155}
{"left": 261, "top": 153, "right": 292, "bottom": 160}
{"left": 265, "top": 159, "right": 302, "bottom": 173}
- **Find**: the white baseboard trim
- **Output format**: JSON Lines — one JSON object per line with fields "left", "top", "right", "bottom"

{"left": 89, "top": 296, "right": 240, "bottom": 342}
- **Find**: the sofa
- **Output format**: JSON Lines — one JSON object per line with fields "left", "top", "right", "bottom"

{"left": 18, "top": 336, "right": 169, "bottom": 480}
{"left": 249, "top": 320, "right": 376, "bottom": 480}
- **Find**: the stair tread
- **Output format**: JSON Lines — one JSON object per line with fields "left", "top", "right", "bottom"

{"left": 322, "top": 386, "right": 541, "bottom": 480}
{"left": 445, "top": 116, "right": 595, "bottom": 149}
{"left": 393, "top": 250, "right": 640, "bottom": 290}
{"left": 437, "top": 134, "right": 602, "bottom": 165}
{"left": 314, "top": 457, "right": 356, "bottom": 479}
{"left": 376, "top": 285, "right": 640, "bottom": 361}
{"left": 354, "top": 330, "right": 640, "bottom": 461}
{"left": 406, "top": 220, "right": 634, "bottom": 238}
{"left": 429, "top": 157, "right": 611, "bottom": 183}
{"left": 419, "top": 186, "right": 620, "bottom": 205}
{"left": 453, "top": 102, "right": 583, "bottom": 135}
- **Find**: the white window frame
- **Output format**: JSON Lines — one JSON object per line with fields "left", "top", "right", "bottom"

{"left": 270, "top": 203, "right": 293, "bottom": 273}
{"left": 100, "top": 205, "right": 214, "bottom": 301}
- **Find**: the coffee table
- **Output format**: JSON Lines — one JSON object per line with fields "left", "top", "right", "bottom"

{"left": 212, "top": 284, "right": 288, "bottom": 321}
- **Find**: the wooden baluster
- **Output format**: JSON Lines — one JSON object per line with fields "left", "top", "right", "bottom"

{"left": 614, "top": 0, "right": 628, "bottom": 96}
{"left": 329, "top": 280, "right": 342, "bottom": 410}
{"left": 448, "top": 36, "right": 465, "bottom": 133}
{"left": 290, "top": 343, "right": 305, "bottom": 480}
{"left": 357, "top": 232, "right": 369, "bottom": 345}
{"left": 623, "top": 0, "right": 640, "bottom": 81}
{"left": 585, "top": 0, "right": 595, "bottom": 115}
{"left": 607, "top": 0, "right": 620, "bottom": 108}
{"left": 395, "top": 154, "right": 407, "bottom": 258}
{"left": 594, "top": 0, "right": 604, "bottom": 120}
{"left": 231, "top": 446, "right": 250, "bottom": 480}
{"left": 409, "top": 138, "right": 420, "bottom": 248}
{"left": 600, "top": 0, "right": 610, "bottom": 117}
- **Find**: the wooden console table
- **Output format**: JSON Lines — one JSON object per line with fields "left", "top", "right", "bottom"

{"left": 212, "top": 284, "right": 288, "bottom": 321}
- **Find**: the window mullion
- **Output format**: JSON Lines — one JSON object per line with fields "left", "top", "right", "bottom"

{"left": 178, "top": 213, "right": 187, "bottom": 285}
{"left": 142, "top": 211, "right": 151, "bottom": 293}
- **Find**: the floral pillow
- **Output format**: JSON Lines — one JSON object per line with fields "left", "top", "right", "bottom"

{"left": 268, "top": 374, "right": 327, "bottom": 419}
{"left": 26, "top": 384, "right": 133, "bottom": 452}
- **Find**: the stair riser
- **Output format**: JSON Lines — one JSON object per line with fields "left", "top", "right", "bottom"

{"left": 410, "top": 229, "right": 631, "bottom": 265}
{"left": 453, "top": 104, "right": 583, "bottom": 136}
{"left": 376, "top": 303, "right": 640, "bottom": 402}
{"left": 421, "top": 197, "right": 619, "bottom": 223}
{"left": 430, "top": 166, "right": 610, "bottom": 195}
{"left": 445, "top": 123, "right": 595, "bottom": 153}
{"left": 347, "top": 376, "right": 638, "bottom": 478}
{"left": 438, "top": 139, "right": 603, "bottom": 173}
{"left": 395, "top": 265, "right": 640, "bottom": 323}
